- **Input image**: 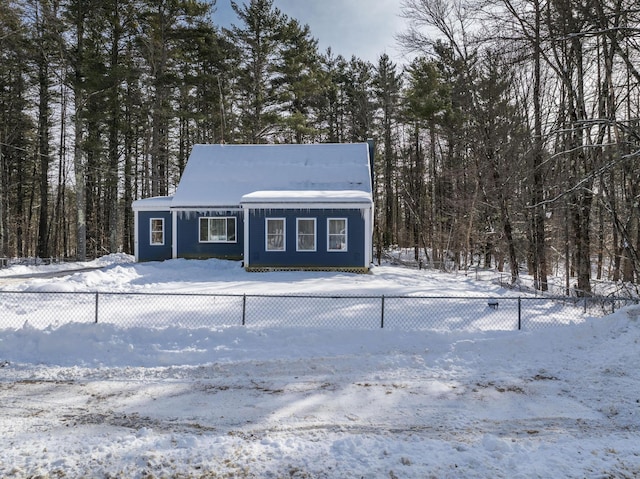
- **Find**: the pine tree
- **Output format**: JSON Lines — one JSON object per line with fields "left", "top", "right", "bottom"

{"left": 32, "top": 0, "right": 63, "bottom": 259}
{"left": 227, "top": 0, "right": 286, "bottom": 143}
{"left": 317, "top": 50, "right": 349, "bottom": 143}
{"left": 404, "top": 56, "right": 450, "bottom": 264}
{"left": 344, "top": 57, "right": 374, "bottom": 142}
{"left": 138, "top": 0, "right": 211, "bottom": 196}
{"left": 275, "top": 17, "right": 323, "bottom": 143}
{"left": 0, "top": 0, "right": 34, "bottom": 257}
{"left": 373, "top": 54, "right": 403, "bottom": 250}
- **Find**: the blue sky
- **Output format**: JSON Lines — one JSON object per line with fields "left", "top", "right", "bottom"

{"left": 211, "top": 0, "right": 408, "bottom": 65}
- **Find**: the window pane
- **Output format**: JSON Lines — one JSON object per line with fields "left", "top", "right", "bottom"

{"left": 199, "top": 218, "right": 209, "bottom": 242}
{"left": 329, "top": 219, "right": 345, "bottom": 235}
{"left": 227, "top": 218, "right": 236, "bottom": 242}
{"left": 151, "top": 219, "right": 162, "bottom": 232}
{"left": 210, "top": 218, "right": 225, "bottom": 241}
{"left": 267, "top": 219, "right": 282, "bottom": 235}
{"left": 297, "top": 219, "right": 315, "bottom": 251}
{"left": 328, "top": 219, "right": 347, "bottom": 251}
{"left": 151, "top": 219, "right": 163, "bottom": 245}
{"left": 267, "top": 219, "right": 284, "bottom": 251}
{"left": 329, "top": 236, "right": 345, "bottom": 250}
{"left": 298, "top": 219, "right": 314, "bottom": 235}
{"left": 298, "top": 235, "right": 315, "bottom": 250}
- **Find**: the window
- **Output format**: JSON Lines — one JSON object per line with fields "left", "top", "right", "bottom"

{"left": 150, "top": 218, "right": 164, "bottom": 245}
{"left": 199, "top": 217, "right": 236, "bottom": 243}
{"left": 328, "top": 218, "right": 347, "bottom": 251}
{"left": 297, "top": 218, "right": 316, "bottom": 251}
{"left": 266, "top": 218, "right": 285, "bottom": 251}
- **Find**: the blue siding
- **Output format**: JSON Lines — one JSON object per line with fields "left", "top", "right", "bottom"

{"left": 176, "top": 211, "right": 244, "bottom": 260}
{"left": 247, "top": 208, "right": 366, "bottom": 269}
{"left": 137, "top": 211, "right": 173, "bottom": 262}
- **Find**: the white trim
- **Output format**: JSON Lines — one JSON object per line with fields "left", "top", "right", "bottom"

{"left": 134, "top": 209, "right": 139, "bottom": 261}
{"left": 327, "top": 218, "right": 348, "bottom": 252}
{"left": 242, "top": 201, "right": 371, "bottom": 210}
{"left": 364, "top": 206, "right": 373, "bottom": 267}
{"left": 172, "top": 211, "right": 178, "bottom": 259}
{"left": 149, "top": 218, "right": 165, "bottom": 246}
{"left": 265, "top": 218, "right": 286, "bottom": 252}
{"left": 296, "top": 218, "right": 317, "bottom": 252}
{"left": 244, "top": 209, "right": 249, "bottom": 267}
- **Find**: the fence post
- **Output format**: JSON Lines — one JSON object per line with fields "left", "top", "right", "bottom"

{"left": 381, "top": 295, "right": 385, "bottom": 329}
{"left": 518, "top": 297, "right": 522, "bottom": 330}
{"left": 95, "top": 292, "right": 99, "bottom": 324}
{"left": 242, "top": 294, "right": 246, "bottom": 326}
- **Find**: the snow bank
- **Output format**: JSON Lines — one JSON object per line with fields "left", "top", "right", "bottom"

{"left": 1, "top": 255, "right": 639, "bottom": 478}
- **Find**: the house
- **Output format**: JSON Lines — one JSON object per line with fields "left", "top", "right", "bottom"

{"left": 132, "top": 142, "right": 375, "bottom": 272}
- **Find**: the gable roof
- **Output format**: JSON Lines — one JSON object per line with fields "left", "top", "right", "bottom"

{"left": 132, "top": 195, "right": 173, "bottom": 211}
{"left": 170, "top": 143, "right": 372, "bottom": 208}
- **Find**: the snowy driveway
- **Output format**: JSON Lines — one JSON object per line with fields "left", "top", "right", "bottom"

{"left": 2, "top": 323, "right": 640, "bottom": 478}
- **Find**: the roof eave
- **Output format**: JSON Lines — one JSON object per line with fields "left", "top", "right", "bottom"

{"left": 241, "top": 201, "right": 373, "bottom": 209}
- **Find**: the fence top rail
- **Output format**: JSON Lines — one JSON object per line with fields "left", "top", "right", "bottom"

{"left": 0, "top": 290, "right": 636, "bottom": 302}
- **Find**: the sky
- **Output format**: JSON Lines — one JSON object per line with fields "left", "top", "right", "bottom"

{"left": 211, "top": 0, "right": 409, "bottom": 65}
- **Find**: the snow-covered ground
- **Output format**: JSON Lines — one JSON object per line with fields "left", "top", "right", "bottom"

{"left": 1, "top": 255, "right": 639, "bottom": 478}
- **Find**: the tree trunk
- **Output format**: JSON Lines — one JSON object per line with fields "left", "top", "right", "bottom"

{"left": 73, "top": 1, "right": 87, "bottom": 261}
{"left": 150, "top": 3, "right": 170, "bottom": 197}
{"left": 531, "top": 0, "right": 547, "bottom": 291}
{"left": 35, "top": 1, "right": 51, "bottom": 259}
{"left": 107, "top": 1, "right": 121, "bottom": 253}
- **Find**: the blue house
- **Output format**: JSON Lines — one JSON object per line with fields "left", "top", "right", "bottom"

{"left": 132, "top": 143, "right": 374, "bottom": 272}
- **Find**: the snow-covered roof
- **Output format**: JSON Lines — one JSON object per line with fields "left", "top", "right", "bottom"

{"left": 132, "top": 196, "right": 174, "bottom": 211}
{"left": 241, "top": 190, "right": 373, "bottom": 207}
{"left": 170, "top": 143, "right": 372, "bottom": 208}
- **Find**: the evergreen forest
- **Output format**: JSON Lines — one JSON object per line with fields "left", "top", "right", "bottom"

{"left": 1, "top": 0, "right": 640, "bottom": 295}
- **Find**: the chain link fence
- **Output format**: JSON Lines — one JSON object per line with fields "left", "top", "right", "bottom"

{"left": 0, "top": 291, "right": 635, "bottom": 332}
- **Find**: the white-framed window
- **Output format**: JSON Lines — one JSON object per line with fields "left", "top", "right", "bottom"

{"left": 328, "top": 218, "right": 347, "bottom": 251}
{"left": 297, "top": 218, "right": 316, "bottom": 252}
{"left": 150, "top": 218, "right": 165, "bottom": 245}
{"left": 199, "top": 217, "right": 237, "bottom": 243}
{"left": 266, "top": 218, "right": 286, "bottom": 251}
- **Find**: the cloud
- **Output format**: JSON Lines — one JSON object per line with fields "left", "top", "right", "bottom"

{"left": 275, "top": 0, "right": 406, "bottom": 63}
{"left": 213, "top": 0, "right": 408, "bottom": 65}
